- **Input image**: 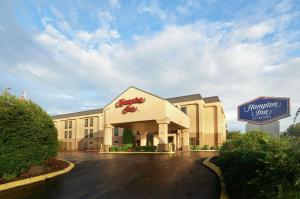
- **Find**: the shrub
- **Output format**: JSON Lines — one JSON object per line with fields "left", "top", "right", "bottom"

{"left": 285, "top": 123, "right": 300, "bottom": 137}
{"left": 0, "top": 92, "right": 58, "bottom": 179}
{"left": 134, "top": 146, "right": 157, "bottom": 152}
{"left": 58, "top": 141, "right": 66, "bottom": 151}
{"left": 109, "top": 144, "right": 133, "bottom": 152}
{"left": 202, "top": 145, "right": 209, "bottom": 150}
{"left": 210, "top": 146, "right": 216, "bottom": 150}
{"left": 122, "top": 129, "right": 134, "bottom": 145}
{"left": 190, "top": 145, "right": 200, "bottom": 151}
{"left": 214, "top": 131, "right": 300, "bottom": 199}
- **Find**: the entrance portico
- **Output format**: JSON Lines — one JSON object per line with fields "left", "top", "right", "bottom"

{"left": 102, "top": 87, "right": 190, "bottom": 152}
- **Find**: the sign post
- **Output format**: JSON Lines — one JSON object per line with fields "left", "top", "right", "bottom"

{"left": 238, "top": 97, "right": 290, "bottom": 136}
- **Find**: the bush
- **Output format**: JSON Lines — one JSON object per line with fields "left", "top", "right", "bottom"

{"left": 134, "top": 146, "right": 157, "bottom": 152}
{"left": 210, "top": 146, "right": 216, "bottom": 150}
{"left": 109, "top": 144, "right": 133, "bottom": 152}
{"left": 285, "top": 123, "right": 300, "bottom": 137}
{"left": 202, "top": 145, "right": 209, "bottom": 150}
{"left": 122, "top": 129, "right": 134, "bottom": 145}
{"left": 214, "top": 131, "right": 300, "bottom": 199}
{"left": 58, "top": 141, "right": 66, "bottom": 151}
{"left": 190, "top": 145, "right": 200, "bottom": 150}
{"left": 0, "top": 92, "right": 58, "bottom": 179}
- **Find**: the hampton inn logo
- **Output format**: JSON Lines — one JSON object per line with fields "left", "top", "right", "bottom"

{"left": 115, "top": 97, "right": 145, "bottom": 114}
{"left": 238, "top": 97, "right": 290, "bottom": 124}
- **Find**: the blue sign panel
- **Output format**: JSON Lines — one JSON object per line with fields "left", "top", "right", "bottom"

{"left": 238, "top": 97, "right": 290, "bottom": 124}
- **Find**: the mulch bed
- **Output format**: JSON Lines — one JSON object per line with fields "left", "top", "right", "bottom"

{"left": 0, "top": 158, "right": 69, "bottom": 184}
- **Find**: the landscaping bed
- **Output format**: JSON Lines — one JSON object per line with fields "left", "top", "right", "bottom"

{"left": 0, "top": 158, "right": 69, "bottom": 185}
{"left": 212, "top": 132, "right": 300, "bottom": 199}
{"left": 109, "top": 144, "right": 158, "bottom": 152}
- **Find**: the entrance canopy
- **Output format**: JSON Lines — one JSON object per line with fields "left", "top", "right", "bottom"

{"left": 103, "top": 86, "right": 190, "bottom": 130}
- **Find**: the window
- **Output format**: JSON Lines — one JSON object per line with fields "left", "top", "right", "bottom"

{"left": 69, "top": 120, "right": 72, "bottom": 128}
{"left": 69, "top": 131, "right": 72, "bottom": 139}
{"left": 64, "top": 131, "right": 68, "bottom": 139}
{"left": 90, "top": 129, "right": 93, "bottom": 138}
{"left": 90, "top": 118, "right": 93, "bottom": 127}
{"left": 84, "top": 129, "right": 88, "bottom": 138}
{"left": 85, "top": 119, "right": 88, "bottom": 127}
{"left": 89, "top": 141, "right": 93, "bottom": 144}
{"left": 114, "top": 140, "right": 119, "bottom": 144}
{"left": 65, "top": 121, "right": 68, "bottom": 129}
{"left": 181, "top": 107, "right": 187, "bottom": 114}
{"left": 114, "top": 128, "right": 119, "bottom": 136}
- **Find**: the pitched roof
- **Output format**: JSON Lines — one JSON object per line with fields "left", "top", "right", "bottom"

{"left": 51, "top": 87, "right": 221, "bottom": 120}
{"left": 51, "top": 108, "right": 103, "bottom": 119}
{"left": 203, "top": 96, "right": 220, "bottom": 103}
{"left": 166, "top": 94, "right": 202, "bottom": 103}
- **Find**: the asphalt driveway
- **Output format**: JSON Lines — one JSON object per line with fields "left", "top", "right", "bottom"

{"left": 0, "top": 152, "right": 220, "bottom": 199}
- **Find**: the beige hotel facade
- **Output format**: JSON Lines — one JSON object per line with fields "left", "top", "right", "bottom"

{"left": 52, "top": 86, "right": 227, "bottom": 152}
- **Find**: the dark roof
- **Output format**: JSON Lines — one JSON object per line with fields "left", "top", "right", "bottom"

{"left": 166, "top": 94, "right": 202, "bottom": 103}
{"left": 203, "top": 96, "right": 220, "bottom": 103}
{"left": 51, "top": 108, "right": 103, "bottom": 119}
{"left": 51, "top": 87, "right": 221, "bottom": 120}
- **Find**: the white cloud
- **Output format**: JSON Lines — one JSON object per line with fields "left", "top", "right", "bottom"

{"left": 138, "top": 2, "right": 176, "bottom": 23}
{"left": 17, "top": 63, "right": 56, "bottom": 79}
{"left": 108, "top": 0, "right": 121, "bottom": 9}
{"left": 97, "top": 10, "right": 115, "bottom": 22}
{"left": 176, "top": 0, "right": 201, "bottom": 15}
{"left": 230, "top": 20, "right": 275, "bottom": 41}
{"left": 46, "top": 93, "right": 77, "bottom": 100}
{"left": 2, "top": 0, "right": 299, "bottom": 132}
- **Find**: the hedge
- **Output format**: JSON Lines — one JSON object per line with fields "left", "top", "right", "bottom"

{"left": 110, "top": 144, "right": 133, "bottom": 152}
{"left": 213, "top": 131, "right": 300, "bottom": 199}
{"left": 134, "top": 146, "right": 157, "bottom": 152}
{"left": 0, "top": 92, "right": 58, "bottom": 180}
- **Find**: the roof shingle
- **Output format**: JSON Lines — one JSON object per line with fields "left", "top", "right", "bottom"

{"left": 52, "top": 108, "right": 103, "bottom": 119}
{"left": 203, "top": 96, "right": 220, "bottom": 103}
{"left": 166, "top": 94, "right": 202, "bottom": 103}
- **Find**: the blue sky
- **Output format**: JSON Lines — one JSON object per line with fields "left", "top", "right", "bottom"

{"left": 0, "top": 0, "right": 300, "bottom": 131}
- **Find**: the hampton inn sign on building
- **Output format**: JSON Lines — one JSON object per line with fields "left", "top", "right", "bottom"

{"left": 52, "top": 87, "right": 227, "bottom": 152}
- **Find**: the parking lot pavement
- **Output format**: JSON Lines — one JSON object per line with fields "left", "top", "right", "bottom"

{"left": 0, "top": 151, "right": 220, "bottom": 199}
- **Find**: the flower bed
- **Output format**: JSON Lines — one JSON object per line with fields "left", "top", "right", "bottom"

{"left": 109, "top": 144, "right": 157, "bottom": 152}
{"left": 0, "top": 158, "right": 69, "bottom": 185}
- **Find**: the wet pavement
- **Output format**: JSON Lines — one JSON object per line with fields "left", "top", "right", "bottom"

{"left": 0, "top": 152, "right": 220, "bottom": 199}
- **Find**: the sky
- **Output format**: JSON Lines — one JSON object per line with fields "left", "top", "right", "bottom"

{"left": 0, "top": 0, "right": 300, "bottom": 132}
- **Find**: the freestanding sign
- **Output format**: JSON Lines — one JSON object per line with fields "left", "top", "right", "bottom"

{"left": 238, "top": 97, "right": 290, "bottom": 125}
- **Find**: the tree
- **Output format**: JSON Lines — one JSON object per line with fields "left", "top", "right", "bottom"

{"left": 285, "top": 123, "right": 300, "bottom": 137}
{"left": 226, "top": 130, "right": 241, "bottom": 140}
{"left": 0, "top": 92, "right": 58, "bottom": 180}
{"left": 122, "top": 129, "right": 134, "bottom": 145}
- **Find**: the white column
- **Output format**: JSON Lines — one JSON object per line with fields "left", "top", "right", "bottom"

{"left": 104, "top": 124, "right": 113, "bottom": 152}
{"left": 75, "top": 118, "right": 80, "bottom": 150}
{"left": 182, "top": 129, "right": 190, "bottom": 151}
{"left": 156, "top": 119, "right": 170, "bottom": 152}
{"left": 158, "top": 123, "right": 168, "bottom": 144}
{"left": 141, "top": 131, "right": 147, "bottom": 146}
{"left": 153, "top": 134, "right": 159, "bottom": 146}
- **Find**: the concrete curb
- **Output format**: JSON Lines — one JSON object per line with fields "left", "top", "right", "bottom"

{"left": 99, "top": 151, "right": 175, "bottom": 154}
{"left": 190, "top": 150, "right": 219, "bottom": 152}
{"left": 0, "top": 160, "right": 75, "bottom": 192}
{"left": 203, "top": 157, "right": 230, "bottom": 199}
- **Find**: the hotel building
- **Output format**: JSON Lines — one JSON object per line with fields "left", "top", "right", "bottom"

{"left": 52, "top": 86, "right": 226, "bottom": 152}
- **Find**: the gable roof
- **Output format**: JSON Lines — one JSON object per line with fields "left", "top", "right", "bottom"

{"left": 51, "top": 86, "right": 221, "bottom": 119}
{"left": 103, "top": 86, "right": 166, "bottom": 109}
{"left": 52, "top": 108, "right": 103, "bottom": 119}
{"left": 166, "top": 94, "right": 202, "bottom": 103}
